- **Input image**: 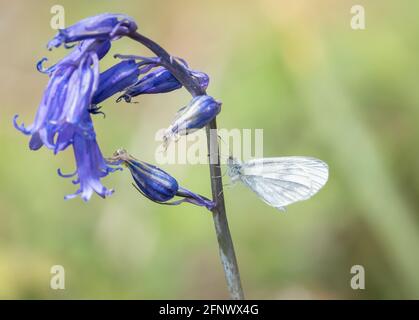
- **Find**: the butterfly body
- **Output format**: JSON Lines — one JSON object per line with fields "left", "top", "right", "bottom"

{"left": 227, "top": 156, "right": 329, "bottom": 211}
{"left": 226, "top": 156, "right": 243, "bottom": 183}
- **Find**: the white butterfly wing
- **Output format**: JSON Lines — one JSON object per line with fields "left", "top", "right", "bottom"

{"left": 239, "top": 157, "right": 329, "bottom": 211}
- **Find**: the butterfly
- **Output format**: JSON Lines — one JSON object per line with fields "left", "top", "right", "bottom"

{"left": 226, "top": 156, "right": 329, "bottom": 211}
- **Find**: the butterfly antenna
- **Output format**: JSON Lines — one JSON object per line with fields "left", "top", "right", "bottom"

{"left": 217, "top": 135, "right": 234, "bottom": 158}
{"left": 222, "top": 167, "right": 228, "bottom": 177}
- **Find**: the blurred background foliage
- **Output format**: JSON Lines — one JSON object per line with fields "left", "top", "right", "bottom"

{"left": 1, "top": 0, "right": 419, "bottom": 299}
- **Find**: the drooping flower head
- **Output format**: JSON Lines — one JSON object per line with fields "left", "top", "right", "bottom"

{"left": 14, "top": 39, "right": 110, "bottom": 152}
{"left": 14, "top": 13, "right": 219, "bottom": 203}
{"left": 14, "top": 39, "right": 119, "bottom": 201}
{"left": 163, "top": 95, "right": 221, "bottom": 149}
{"left": 13, "top": 13, "right": 138, "bottom": 201}
{"left": 47, "top": 13, "right": 137, "bottom": 50}
{"left": 108, "top": 149, "right": 215, "bottom": 210}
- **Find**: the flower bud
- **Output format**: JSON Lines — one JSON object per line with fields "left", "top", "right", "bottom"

{"left": 163, "top": 95, "right": 221, "bottom": 149}
{"left": 108, "top": 149, "right": 215, "bottom": 210}
{"left": 117, "top": 67, "right": 209, "bottom": 102}
{"left": 92, "top": 60, "right": 141, "bottom": 105}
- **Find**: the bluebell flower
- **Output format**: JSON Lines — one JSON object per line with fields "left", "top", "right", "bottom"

{"left": 117, "top": 66, "right": 209, "bottom": 102}
{"left": 92, "top": 60, "right": 142, "bottom": 105}
{"left": 14, "top": 39, "right": 118, "bottom": 201}
{"left": 58, "top": 113, "right": 118, "bottom": 201}
{"left": 108, "top": 149, "right": 215, "bottom": 210}
{"left": 47, "top": 13, "right": 137, "bottom": 50}
{"left": 14, "top": 39, "right": 109, "bottom": 152}
{"left": 163, "top": 95, "right": 221, "bottom": 148}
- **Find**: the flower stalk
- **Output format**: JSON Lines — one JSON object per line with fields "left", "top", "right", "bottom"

{"left": 128, "top": 31, "right": 244, "bottom": 299}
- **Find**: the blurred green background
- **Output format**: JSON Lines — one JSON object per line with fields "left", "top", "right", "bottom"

{"left": 1, "top": 0, "right": 419, "bottom": 299}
